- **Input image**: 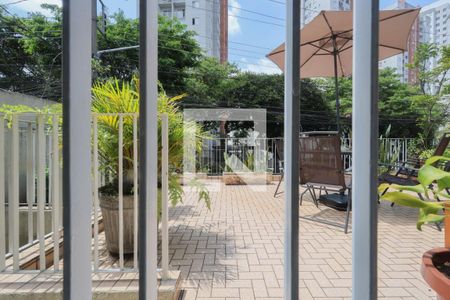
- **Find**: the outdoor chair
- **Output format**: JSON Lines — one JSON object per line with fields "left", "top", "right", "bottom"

{"left": 273, "top": 132, "right": 345, "bottom": 202}
{"left": 298, "top": 132, "right": 351, "bottom": 233}
{"left": 379, "top": 132, "right": 450, "bottom": 198}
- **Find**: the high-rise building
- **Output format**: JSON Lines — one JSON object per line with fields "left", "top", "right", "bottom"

{"left": 158, "top": 0, "right": 228, "bottom": 62}
{"left": 302, "top": 0, "right": 352, "bottom": 25}
{"left": 380, "top": 0, "right": 450, "bottom": 84}
{"left": 419, "top": 0, "right": 450, "bottom": 68}
{"left": 378, "top": 0, "right": 419, "bottom": 84}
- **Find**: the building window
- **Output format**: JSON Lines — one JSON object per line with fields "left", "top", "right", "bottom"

{"left": 192, "top": 17, "right": 199, "bottom": 25}
{"left": 161, "top": 10, "right": 171, "bottom": 17}
{"left": 192, "top": 1, "right": 199, "bottom": 8}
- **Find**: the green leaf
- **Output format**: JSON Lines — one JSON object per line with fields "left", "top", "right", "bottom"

{"left": 437, "top": 176, "right": 450, "bottom": 193}
{"left": 384, "top": 184, "right": 426, "bottom": 194}
{"left": 418, "top": 165, "right": 450, "bottom": 187}
{"left": 380, "top": 192, "right": 443, "bottom": 210}
{"left": 425, "top": 156, "right": 450, "bottom": 165}
{"left": 378, "top": 183, "right": 390, "bottom": 195}
{"left": 417, "top": 210, "right": 445, "bottom": 230}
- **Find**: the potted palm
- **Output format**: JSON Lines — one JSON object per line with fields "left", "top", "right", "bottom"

{"left": 93, "top": 78, "right": 210, "bottom": 255}
{"left": 379, "top": 156, "right": 450, "bottom": 300}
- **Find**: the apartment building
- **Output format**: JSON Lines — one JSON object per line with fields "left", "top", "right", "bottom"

{"left": 302, "top": 0, "right": 352, "bottom": 25}
{"left": 158, "top": 0, "right": 228, "bottom": 62}
{"left": 419, "top": 0, "right": 450, "bottom": 68}
{"left": 379, "top": 0, "right": 419, "bottom": 83}
{"left": 380, "top": 0, "right": 450, "bottom": 84}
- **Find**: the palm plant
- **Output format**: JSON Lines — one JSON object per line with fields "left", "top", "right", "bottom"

{"left": 92, "top": 77, "right": 210, "bottom": 208}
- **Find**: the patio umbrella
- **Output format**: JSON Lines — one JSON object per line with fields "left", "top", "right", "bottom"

{"left": 266, "top": 9, "right": 420, "bottom": 133}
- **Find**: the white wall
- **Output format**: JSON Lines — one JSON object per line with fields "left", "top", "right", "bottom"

{"left": 0, "top": 90, "right": 57, "bottom": 108}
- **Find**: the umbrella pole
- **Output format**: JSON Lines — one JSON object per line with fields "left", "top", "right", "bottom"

{"left": 332, "top": 36, "right": 341, "bottom": 134}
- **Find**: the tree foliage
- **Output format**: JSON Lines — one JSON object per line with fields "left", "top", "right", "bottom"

{"left": 183, "top": 58, "right": 334, "bottom": 137}
{"left": 407, "top": 43, "right": 450, "bottom": 150}
{"left": 0, "top": 5, "right": 202, "bottom": 100}
{"left": 319, "top": 68, "right": 425, "bottom": 137}
{"left": 96, "top": 11, "right": 202, "bottom": 93}
{"left": 0, "top": 4, "right": 62, "bottom": 99}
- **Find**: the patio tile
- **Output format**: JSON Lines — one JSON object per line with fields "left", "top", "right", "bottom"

{"left": 211, "top": 288, "right": 240, "bottom": 298}
{"left": 0, "top": 181, "right": 433, "bottom": 299}
{"left": 379, "top": 287, "right": 412, "bottom": 297}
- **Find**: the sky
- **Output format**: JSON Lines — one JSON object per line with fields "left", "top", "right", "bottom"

{"left": 1, "top": 0, "right": 439, "bottom": 73}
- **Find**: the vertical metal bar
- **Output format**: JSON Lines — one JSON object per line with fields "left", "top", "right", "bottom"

{"left": 59, "top": 164, "right": 63, "bottom": 231}
{"left": 11, "top": 115, "right": 20, "bottom": 271}
{"left": 0, "top": 115, "right": 6, "bottom": 272}
{"left": 52, "top": 115, "right": 60, "bottom": 270}
{"left": 62, "top": 0, "right": 93, "bottom": 297}
{"left": 352, "top": 1, "right": 379, "bottom": 299}
{"left": 0, "top": 117, "right": 4, "bottom": 271}
{"left": 27, "top": 123, "right": 35, "bottom": 244}
{"left": 139, "top": 0, "right": 158, "bottom": 298}
{"left": 37, "top": 114, "right": 46, "bottom": 271}
{"left": 93, "top": 116, "right": 100, "bottom": 271}
{"left": 161, "top": 114, "right": 169, "bottom": 279}
{"left": 406, "top": 139, "right": 409, "bottom": 161}
{"left": 48, "top": 133, "right": 52, "bottom": 208}
{"left": 133, "top": 115, "right": 138, "bottom": 270}
{"left": 118, "top": 115, "right": 124, "bottom": 270}
{"left": 333, "top": 39, "right": 341, "bottom": 134}
{"left": 284, "top": 0, "right": 300, "bottom": 299}
{"left": 91, "top": 0, "right": 97, "bottom": 57}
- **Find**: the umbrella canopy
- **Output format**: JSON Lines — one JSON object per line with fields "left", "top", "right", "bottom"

{"left": 266, "top": 8, "right": 419, "bottom": 132}
{"left": 267, "top": 9, "right": 419, "bottom": 77}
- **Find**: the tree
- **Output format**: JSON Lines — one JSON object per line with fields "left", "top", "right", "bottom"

{"left": 0, "top": 4, "right": 62, "bottom": 100}
{"left": 0, "top": 5, "right": 202, "bottom": 100}
{"left": 183, "top": 58, "right": 334, "bottom": 137}
{"left": 318, "top": 68, "right": 422, "bottom": 137}
{"left": 96, "top": 12, "right": 202, "bottom": 93}
{"left": 183, "top": 57, "right": 239, "bottom": 107}
{"left": 377, "top": 68, "right": 421, "bottom": 137}
{"left": 407, "top": 43, "right": 450, "bottom": 150}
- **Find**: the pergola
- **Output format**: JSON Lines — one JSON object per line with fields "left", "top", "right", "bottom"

{"left": 63, "top": 1, "right": 379, "bottom": 299}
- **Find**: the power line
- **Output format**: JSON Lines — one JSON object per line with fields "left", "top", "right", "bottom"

{"left": 0, "top": 0, "right": 28, "bottom": 6}
{"left": 203, "top": 0, "right": 284, "bottom": 21}
{"left": 181, "top": 2, "right": 284, "bottom": 27}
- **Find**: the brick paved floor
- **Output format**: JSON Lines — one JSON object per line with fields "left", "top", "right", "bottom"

{"left": 168, "top": 179, "right": 443, "bottom": 300}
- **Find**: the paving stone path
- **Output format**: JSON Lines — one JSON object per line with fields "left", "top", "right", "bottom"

{"left": 168, "top": 179, "right": 442, "bottom": 300}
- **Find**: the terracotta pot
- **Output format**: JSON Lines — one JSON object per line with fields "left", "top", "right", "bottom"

{"left": 99, "top": 195, "right": 135, "bottom": 255}
{"left": 421, "top": 247, "right": 450, "bottom": 300}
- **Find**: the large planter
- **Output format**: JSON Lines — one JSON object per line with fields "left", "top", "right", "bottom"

{"left": 99, "top": 195, "right": 135, "bottom": 256}
{"left": 222, "top": 172, "right": 271, "bottom": 185}
{"left": 421, "top": 247, "right": 450, "bottom": 300}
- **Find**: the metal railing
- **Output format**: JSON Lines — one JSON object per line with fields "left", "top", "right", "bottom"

{"left": 0, "top": 112, "right": 170, "bottom": 276}
{"left": 196, "top": 137, "right": 413, "bottom": 175}
{"left": 0, "top": 114, "right": 61, "bottom": 272}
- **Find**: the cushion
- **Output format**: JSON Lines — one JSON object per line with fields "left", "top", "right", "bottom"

{"left": 318, "top": 193, "right": 350, "bottom": 211}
